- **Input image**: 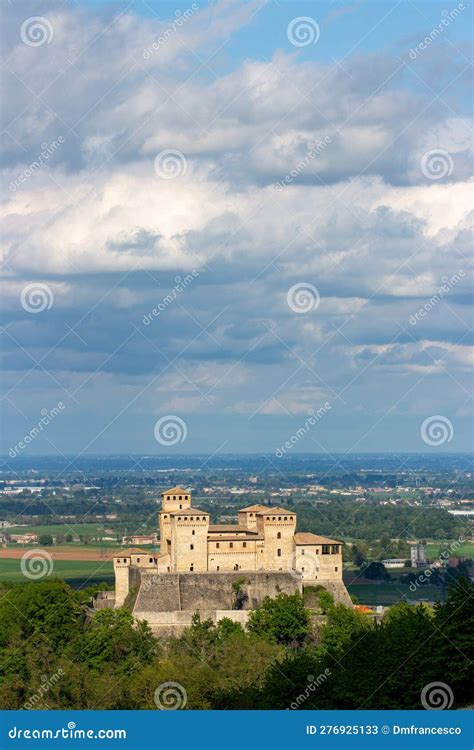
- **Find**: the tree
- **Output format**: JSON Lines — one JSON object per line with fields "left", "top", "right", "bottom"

{"left": 38, "top": 533, "right": 54, "bottom": 546}
{"left": 363, "top": 561, "right": 390, "bottom": 580}
{"left": 75, "top": 609, "right": 158, "bottom": 674}
{"left": 247, "top": 593, "right": 310, "bottom": 646}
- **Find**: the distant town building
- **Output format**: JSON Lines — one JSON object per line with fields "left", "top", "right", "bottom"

{"left": 410, "top": 542, "right": 427, "bottom": 567}
{"left": 382, "top": 558, "right": 406, "bottom": 569}
{"left": 122, "top": 534, "right": 157, "bottom": 546}
{"left": 10, "top": 533, "right": 38, "bottom": 544}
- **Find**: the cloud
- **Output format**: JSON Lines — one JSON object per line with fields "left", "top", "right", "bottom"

{"left": 1, "top": 0, "right": 472, "bottom": 453}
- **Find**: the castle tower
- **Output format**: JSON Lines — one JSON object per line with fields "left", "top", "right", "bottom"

{"left": 113, "top": 548, "right": 153, "bottom": 607}
{"left": 159, "top": 486, "right": 192, "bottom": 558}
{"left": 256, "top": 508, "right": 296, "bottom": 571}
{"left": 169, "top": 508, "right": 210, "bottom": 572}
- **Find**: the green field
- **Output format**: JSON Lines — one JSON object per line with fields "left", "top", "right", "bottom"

{"left": 348, "top": 583, "right": 447, "bottom": 606}
{"left": 425, "top": 541, "right": 474, "bottom": 559}
{"left": 4, "top": 522, "right": 112, "bottom": 537}
{"left": 0, "top": 558, "right": 114, "bottom": 587}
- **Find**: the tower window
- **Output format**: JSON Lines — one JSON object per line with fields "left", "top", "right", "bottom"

{"left": 216, "top": 543, "right": 220, "bottom": 549}
{"left": 217, "top": 566, "right": 220, "bottom": 571}
{"left": 243, "top": 542, "right": 247, "bottom": 548}
{"left": 335, "top": 567, "right": 338, "bottom": 572}
{"left": 277, "top": 532, "right": 281, "bottom": 539}
{"left": 149, "top": 557, "right": 153, "bottom": 563}
{"left": 229, "top": 542, "right": 233, "bottom": 548}
{"left": 301, "top": 549, "right": 305, "bottom": 555}
{"left": 179, "top": 496, "right": 182, "bottom": 500}
{"left": 192, "top": 529, "right": 195, "bottom": 535}
{"left": 277, "top": 549, "right": 281, "bottom": 557}
{"left": 190, "top": 544, "right": 194, "bottom": 550}
{"left": 322, "top": 545, "right": 330, "bottom": 555}
{"left": 190, "top": 564, "right": 194, "bottom": 571}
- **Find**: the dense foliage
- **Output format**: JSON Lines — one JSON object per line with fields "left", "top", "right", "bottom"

{"left": 0, "top": 579, "right": 472, "bottom": 710}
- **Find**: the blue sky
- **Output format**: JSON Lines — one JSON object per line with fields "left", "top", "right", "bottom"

{"left": 1, "top": 0, "right": 473, "bottom": 457}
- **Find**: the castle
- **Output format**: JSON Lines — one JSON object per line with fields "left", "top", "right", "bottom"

{"left": 112, "top": 487, "right": 351, "bottom": 630}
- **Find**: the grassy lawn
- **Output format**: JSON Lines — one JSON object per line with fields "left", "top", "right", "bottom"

{"left": 0, "top": 558, "right": 114, "bottom": 587}
{"left": 348, "top": 582, "right": 446, "bottom": 606}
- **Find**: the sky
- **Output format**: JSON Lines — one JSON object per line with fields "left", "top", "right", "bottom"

{"left": 1, "top": 0, "right": 473, "bottom": 458}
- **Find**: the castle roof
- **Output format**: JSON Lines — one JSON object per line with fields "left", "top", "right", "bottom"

{"left": 256, "top": 507, "right": 295, "bottom": 516}
{"left": 238, "top": 504, "right": 269, "bottom": 512}
{"left": 161, "top": 486, "right": 189, "bottom": 495}
{"left": 167, "top": 507, "right": 209, "bottom": 516}
{"left": 294, "top": 533, "right": 341, "bottom": 546}
{"left": 113, "top": 548, "right": 147, "bottom": 557}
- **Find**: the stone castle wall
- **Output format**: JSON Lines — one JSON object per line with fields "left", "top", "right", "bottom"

{"left": 133, "top": 570, "right": 301, "bottom": 618}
